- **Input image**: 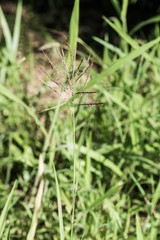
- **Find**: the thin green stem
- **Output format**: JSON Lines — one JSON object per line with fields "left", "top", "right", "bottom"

{"left": 71, "top": 105, "right": 76, "bottom": 240}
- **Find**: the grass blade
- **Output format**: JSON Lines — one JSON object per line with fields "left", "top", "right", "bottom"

{"left": 5, "top": 226, "right": 10, "bottom": 240}
{"left": 103, "top": 16, "right": 137, "bottom": 48}
{"left": 93, "top": 36, "right": 126, "bottom": 57}
{"left": 0, "top": 180, "right": 18, "bottom": 238}
{"left": 86, "top": 182, "right": 123, "bottom": 212}
{"left": 85, "top": 133, "right": 92, "bottom": 188}
{"left": 121, "top": 0, "right": 128, "bottom": 32}
{"left": 66, "top": 0, "right": 80, "bottom": 69}
{"left": 85, "top": 36, "right": 160, "bottom": 89}
{"left": 110, "top": 0, "right": 121, "bottom": 16}
{"left": 0, "top": 7, "right": 12, "bottom": 51}
{"left": 136, "top": 214, "right": 144, "bottom": 240}
{"left": 78, "top": 145, "right": 123, "bottom": 177}
{"left": 152, "top": 179, "right": 160, "bottom": 207}
{"left": 27, "top": 154, "right": 45, "bottom": 240}
{"left": 52, "top": 163, "right": 64, "bottom": 240}
{"left": 130, "top": 15, "right": 160, "bottom": 36}
{"left": 103, "top": 16, "right": 160, "bottom": 65}
{"left": 101, "top": 88, "right": 129, "bottom": 111}
{"left": 128, "top": 171, "right": 145, "bottom": 197}
{"left": 48, "top": 105, "right": 64, "bottom": 240}
{"left": 0, "top": 83, "right": 47, "bottom": 136}
{"left": 78, "top": 37, "right": 103, "bottom": 65}
{"left": 12, "top": 0, "right": 22, "bottom": 59}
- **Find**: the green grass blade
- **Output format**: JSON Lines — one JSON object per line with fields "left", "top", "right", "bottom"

{"left": 102, "top": 33, "right": 112, "bottom": 65}
{"left": 93, "top": 36, "right": 126, "bottom": 57}
{"left": 0, "top": 83, "right": 47, "bottom": 136}
{"left": 103, "top": 16, "right": 137, "bottom": 48}
{"left": 27, "top": 155, "right": 45, "bottom": 240}
{"left": 136, "top": 214, "right": 144, "bottom": 240}
{"left": 86, "top": 182, "right": 123, "bottom": 212}
{"left": 0, "top": 180, "right": 18, "bottom": 238}
{"left": 110, "top": 0, "right": 121, "bottom": 16}
{"left": 79, "top": 145, "right": 123, "bottom": 177}
{"left": 150, "top": 223, "right": 158, "bottom": 240}
{"left": 78, "top": 37, "right": 103, "bottom": 65}
{"left": 101, "top": 88, "right": 129, "bottom": 112}
{"left": 130, "top": 15, "right": 160, "bottom": 36}
{"left": 66, "top": 0, "right": 79, "bottom": 69}
{"left": 152, "top": 179, "right": 160, "bottom": 207}
{"left": 128, "top": 171, "right": 145, "bottom": 197}
{"left": 12, "top": 0, "right": 22, "bottom": 60}
{"left": 103, "top": 16, "right": 160, "bottom": 66}
{"left": 0, "top": 7, "right": 12, "bottom": 51}
{"left": 52, "top": 164, "right": 64, "bottom": 240}
{"left": 85, "top": 36, "right": 160, "bottom": 89}
{"left": 128, "top": 155, "right": 160, "bottom": 169}
{"left": 121, "top": 0, "right": 128, "bottom": 32}
{"left": 49, "top": 107, "right": 64, "bottom": 240}
{"left": 85, "top": 133, "right": 92, "bottom": 188}
{"left": 5, "top": 226, "right": 10, "bottom": 240}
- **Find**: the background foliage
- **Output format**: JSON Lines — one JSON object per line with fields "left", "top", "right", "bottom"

{"left": 0, "top": 0, "right": 160, "bottom": 239}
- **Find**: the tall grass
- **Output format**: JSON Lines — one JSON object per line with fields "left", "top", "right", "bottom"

{"left": 1, "top": 0, "right": 160, "bottom": 239}
{"left": 0, "top": 181, "right": 17, "bottom": 238}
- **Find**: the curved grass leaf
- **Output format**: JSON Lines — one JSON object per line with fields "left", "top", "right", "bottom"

{"left": 101, "top": 88, "right": 129, "bottom": 112}
{"left": 130, "top": 15, "right": 160, "bottom": 36}
{"left": 0, "top": 180, "right": 18, "bottom": 238}
{"left": 0, "top": 83, "right": 47, "bottom": 136}
{"left": 78, "top": 37, "right": 104, "bottom": 65}
{"left": 85, "top": 36, "right": 160, "bottom": 90}
{"left": 93, "top": 36, "right": 126, "bottom": 57}
{"left": 103, "top": 16, "right": 137, "bottom": 48}
{"left": 86, "top": 182, "right": 123, "bottom": 212}
{"left": 79, "top": 145, "right": 123, "bottom": 177}
{"left": 103, "top": 16, "right": 160, "bottom": 66}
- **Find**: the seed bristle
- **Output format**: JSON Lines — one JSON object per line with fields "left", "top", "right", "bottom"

{"left": 74, "top": 102, "right": 105, "bottom": 107}
{"left": 39, "top": 41, "right": 104, "bottom": 109}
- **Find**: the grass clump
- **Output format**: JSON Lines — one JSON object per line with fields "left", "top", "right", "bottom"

{"left": 1, "top": 0, "right": 160, "bottom": 239}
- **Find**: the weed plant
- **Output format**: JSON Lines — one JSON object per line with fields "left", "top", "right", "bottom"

{"left": 1, "top": 0, "right": 160, "bottom": 240}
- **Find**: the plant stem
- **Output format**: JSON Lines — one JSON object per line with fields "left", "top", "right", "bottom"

{"left": 71, "top": 105, "right": 76, "bottom": 240}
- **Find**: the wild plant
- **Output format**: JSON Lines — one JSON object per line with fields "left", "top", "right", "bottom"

{"left": 38, "top": 43, "right": 103, "bottom": 239}
{"left": 38, "top": 43, "right": 104, "bottom": 110}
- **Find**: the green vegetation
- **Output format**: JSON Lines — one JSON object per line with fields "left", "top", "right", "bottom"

{"left": 1, "top": 0, "right": 160, "bottom": 239}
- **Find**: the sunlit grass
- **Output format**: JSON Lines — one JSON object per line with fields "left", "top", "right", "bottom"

{"left": 1, "top": 0, "right": 160, "bottom": 239}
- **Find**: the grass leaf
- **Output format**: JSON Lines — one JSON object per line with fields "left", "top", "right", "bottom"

{"left": 5, "top": 226, "right": 10, "bottom": 240}
{"left": 86, "top": 182, "right": 123, "bottom": 212}
{"left": 12, "top": 0, "right": 22, "bottom": 59}
{"left": 86, "top": 36, "right": 160, "bottom": 89}
{"left": 130, "top": 15, "right": 160, "bottom": 35}
{"left": 103, "top": 16, "right": 160, "bottom": 65}
{"left": 79, "top": 145, "right": 123, "bottom": 177}
{"left": 136, "top": 214, "right": 144, "bottom": 240}
{"left": 0, "top": 83, "right": 47, "bottom": 136}
{"left": 67, "top": 0, "right": 79, "bottom": 69}
{"left": 152, "top": 179, "right": 160, "bottom": 207}
{"left": 110, "top": 0, "right": 121, "bottom": 16}
{"left": 0, "top": 7, "right": 12, "bottom": 51}
{"left": 0, "top": 180, "right": 18, "bottom": 238}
